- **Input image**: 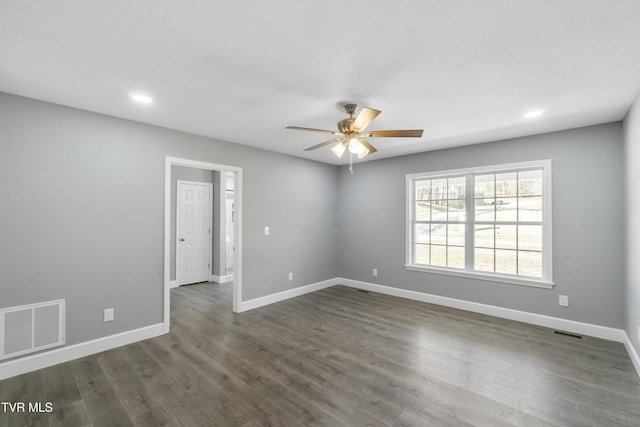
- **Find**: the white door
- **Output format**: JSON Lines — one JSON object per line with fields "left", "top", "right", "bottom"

{"left": 177, "top": 181, "right": 212, "bottom": 285}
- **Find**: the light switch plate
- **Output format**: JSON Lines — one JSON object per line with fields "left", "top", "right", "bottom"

{"left": 559, "top": 295, "right": 568, "bottom": 307}
{"left": 264, "top": 226, "right": 270, "bottom": 236}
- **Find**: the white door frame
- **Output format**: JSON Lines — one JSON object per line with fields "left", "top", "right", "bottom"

{"left": 176, "top": 180, "right": 213, "bottom": 286}
{"left": 164, "top": 157, "right": 243, "bottom": 332}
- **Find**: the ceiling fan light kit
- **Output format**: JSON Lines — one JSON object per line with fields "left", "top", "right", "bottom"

{"left": 286, "top": 103, "right": 424, "bottom": 173}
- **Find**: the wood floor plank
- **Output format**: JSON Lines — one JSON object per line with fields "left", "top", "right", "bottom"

{"left": 97, "top": 349, "right": 172, "bottom": 426}
{"left": 1, "top": 371, "right": 49, "bottom": 427}
{"left": 42, "top": 363, "right": 82, "bottom": 410}
{"left": 119, "top": 343, "right": 222, "bottom": 426}
{"left": 48, "top": 400, "right": 92, "bottom": 427}
{"left": 139, "top": 338, "right": 257, "bottom": 426}
{"left": 70, "top": 356, "right": 134, "bottom": 427}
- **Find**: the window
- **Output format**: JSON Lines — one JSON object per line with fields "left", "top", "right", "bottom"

{"left": 406, "top": 161, "right": 553, "bottom": 288}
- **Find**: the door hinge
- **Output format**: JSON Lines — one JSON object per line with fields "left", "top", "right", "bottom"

{"left": 208, "top": 263, "right": 211, "bottom": 268}
{"left": 209, "top": 228, "right": 211, "bottom": 234}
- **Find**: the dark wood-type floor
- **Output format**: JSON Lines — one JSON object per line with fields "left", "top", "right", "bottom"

{"left": 2, "top": 283, "right": 640, "bottom": 426}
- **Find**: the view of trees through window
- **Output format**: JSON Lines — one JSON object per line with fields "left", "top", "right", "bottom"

{"left": 411, "top": 167, "right": 545, "bottom": 279}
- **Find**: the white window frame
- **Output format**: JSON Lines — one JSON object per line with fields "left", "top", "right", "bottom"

{"left": 405, "top": 160, "right": 554, "bottom": 289}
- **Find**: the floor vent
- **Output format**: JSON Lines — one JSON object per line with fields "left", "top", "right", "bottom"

{"left": 553, "top": 330, "right": 582, "bottom": 339}
{"left": 0, "top": 300, "right": 65, "bottom": 361}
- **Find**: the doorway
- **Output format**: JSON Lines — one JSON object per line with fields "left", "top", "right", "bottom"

{"left": 164, "top": 157, "right": 243, "bottom": 332}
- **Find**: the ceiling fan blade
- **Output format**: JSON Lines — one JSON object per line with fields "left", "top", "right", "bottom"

{"left": 286, "top": 126, "right": 340, "bottom": 135}
{"left": 304, "top": 138, "right": 344, "bottom": 151}
{"left": 364, "top": 129, "right": 424, "bottom": 138}
{"left": 358, "top": 138, "right": 378, "bottom": 154}
{"left": 352, "top": 107, "right": 381, "bottom": 132}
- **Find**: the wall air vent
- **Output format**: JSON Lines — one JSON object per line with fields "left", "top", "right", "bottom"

{"left": 0, "top": 300, "right": 65, "bottom": 361}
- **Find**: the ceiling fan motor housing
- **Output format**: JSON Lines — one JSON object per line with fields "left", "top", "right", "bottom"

{"left": 337, "top": 118, "right": 357, "bottom": 134}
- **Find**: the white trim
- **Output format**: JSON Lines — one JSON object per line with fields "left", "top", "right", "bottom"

{"left": 169, "top": 280, "right": 177, "bottom": 289}
{"left": 165, "top": 156, "right": 244, "bottom": 334}
{"left": 237, "top": 278, "right": 338, "bottom": 312}
{"left": 0, "top": 323, "right": 164, "bottom": 381}
{"left": 337, "top": 278, "right": 626, "bottom": 343}
{"left": 624, "top": 333, "right": 640, "bottom": 377}
{"left": 176, "top": 180, "right": 213, "bottom": 287}
{"left": 210, "top": 274, "right": 233, "bottom": 284}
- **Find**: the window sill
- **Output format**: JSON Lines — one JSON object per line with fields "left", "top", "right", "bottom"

{"left": 404, "top": 264, "right": 555, "bottom": 289}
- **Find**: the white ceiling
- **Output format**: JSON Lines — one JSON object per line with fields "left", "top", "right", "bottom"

{"left": 1, "top": 1, "right": 639, "bottom": 165}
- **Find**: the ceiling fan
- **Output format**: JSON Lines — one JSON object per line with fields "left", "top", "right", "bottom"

{"left": 286, "top": 104, "right": 424, "bottom": 161}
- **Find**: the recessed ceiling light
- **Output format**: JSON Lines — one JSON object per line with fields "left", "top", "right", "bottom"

{"left": 129, "top": 93, "right": 153, "bottom": 104}
{"left": 523, "top": 109, "right": 546, "bottom": 118}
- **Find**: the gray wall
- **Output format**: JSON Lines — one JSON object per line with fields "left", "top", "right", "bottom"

{"left": 624, "top": 92, "right": 640, "bottom": 356}
{"left": 169, "top": 165, "right": 215, "bottom": 282}
{"left": 0, "top": 92, "right": 339, "bottom": 347}
{"left": 337, "top": 123, "right": 626, "bottom": 328}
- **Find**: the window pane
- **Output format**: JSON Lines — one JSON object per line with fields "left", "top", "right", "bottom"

{"left": 448, "top": 224, "right": 465, "bottom": 247}
{"left": 448, "top": 246, "right": 465, "bottom": 269}
{"left": 519, "top": 250, "right": 542, "bottom": 278}
{"left": 518, "top": 196, "right": 542, "bottom": 222}
{"left": 414, "top": 244, "right": 429, "bottom": 265}
{"left": 496, "top": 172, "right": 517, "bottom": 197}
{"left": 495, "top": 197, "right": 517, "bottom": 221}
{"left": 518, "top": 170, "right": 543, "bottom": 196}
{"left": 431, "top": 224, "right": 446, "bottom": 245}
{"left": 415, "top": 180, "right": 431, "bottom": 200}
{"left": 474, "top": 248, "right": 494, "bottom": 272}
{"left": 495, "top": 225, "right": 516, "bottom": 249}
{"left": 518, "top": 225, "right": 542, "bottom": 251}
{"left": 414, "top": 224, "right": 430, "bottom": 244}
{"left": 448, "top": 199, "right": 465, "bottom": 221}
{"left": 475, "top": 197, "right": 495, "bottom": 221}
{"left": 431, "top": 178, "right": 447, "bottom": 202}
{"left": 431, "top": 245, "right": 447, "bottom": 267}
{"left": 475, "top": 174, "right": 495, "bottom": 198}
{"left": 448, "top": 176, "right": 466, "bottom": 199}
{"left": 475, "top": 225, "right": 494, "bottom": 249}
{"left": 415, "top": 201, "right": 430, "bottom": 221}
{"left": 432, "top": 205, "right": 447, "bottom": 221}
{"left": 495, "top": 249, "right": 517, "bottom": 274}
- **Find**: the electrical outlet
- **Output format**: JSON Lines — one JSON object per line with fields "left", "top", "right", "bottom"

{"left": 288, "top": 272, "right": 293, "bottom": 281}
{"left": 372, "top": 268, "right": 378, "bottom": 277}
{"left": 104, "top": 308, "right": 114, "bottom": 322}
{"left": 264, "top": 226, "right": 270, "bottom": 236}
{"left": 559, "top": 295, "right": 568, "bottom": 307}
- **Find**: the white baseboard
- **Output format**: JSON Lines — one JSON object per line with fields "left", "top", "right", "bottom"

{"left": 624, "top": 333, "right": 640, "bottom": 377}
{"left": 169, "top": 280, "right": 177, "bottom": 289}
{"left": 210, "top": 274, "right": 233, "bottom": 284}
{"left": 0, "top": 323, "right": 165, "bottom": 381}
{"left": 337, "top": 278, "right": 627, "bottom": 343}
{"left": 238, "top": 278, "right": 338, "bottom": 312}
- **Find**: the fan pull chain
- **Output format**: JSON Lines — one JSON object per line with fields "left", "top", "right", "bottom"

{"left": 349, "top": 152, "right": 354, "bottom": 174}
